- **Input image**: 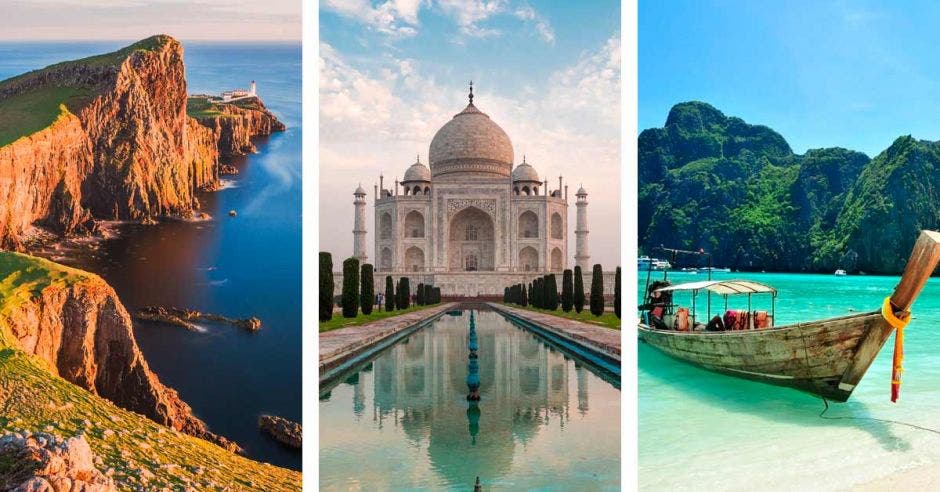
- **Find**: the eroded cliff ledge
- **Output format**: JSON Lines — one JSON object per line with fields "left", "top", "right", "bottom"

{"left": 0, "top": 252, "right": 239, "bottom": 453}
{"left": 0, "top": 35, "right": 284, "bottom": 250}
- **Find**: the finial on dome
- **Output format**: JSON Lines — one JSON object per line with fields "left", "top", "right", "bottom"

{"left": 522, "top": 154, "right": 526, "bottom": 164}
{"left": 416, "top": 154, "right": 420, "bottom": 163}
{"left": 469, "top": 80, "right": 474, "bottom": 104}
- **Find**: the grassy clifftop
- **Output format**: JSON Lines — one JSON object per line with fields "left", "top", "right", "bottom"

{"left": 0, "top": 35, "right": 172, "bottom": 148}
{"left": 0, "top": 253, "right": 302, "bottom": 490}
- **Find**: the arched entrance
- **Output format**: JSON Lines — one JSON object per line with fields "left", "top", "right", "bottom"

{"left": 519, "top": 246, "right": 538, "bottom": 271}
{"left": 448, "top": 206, "right": 495, "bottom": 271}
{"left": 405, "top": 246, "right": 425, "bottom": 272}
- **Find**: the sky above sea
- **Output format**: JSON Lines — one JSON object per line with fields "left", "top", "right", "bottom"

{"left": 319, "top": 1, "right": 623, "bottom": 271}
{"left": 640, "top": 0, "right": 940, "bottom": 157}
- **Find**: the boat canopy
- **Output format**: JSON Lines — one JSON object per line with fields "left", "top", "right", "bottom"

{"left": 655, "top": 279, "right": 777, "bottom": 296}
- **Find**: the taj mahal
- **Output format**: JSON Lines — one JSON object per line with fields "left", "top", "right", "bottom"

{"left": 340, "top": 84, "right": 611, "bottom": 297}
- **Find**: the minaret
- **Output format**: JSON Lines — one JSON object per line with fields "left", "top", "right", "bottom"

{"left": 250, "top": 80, "right": 257, "bottom": 96}
{"left": 353, "top": 184, "right": 368, "bottom": 263}
{"left": 575, "top": 185, "right": 590, "bottom": 270}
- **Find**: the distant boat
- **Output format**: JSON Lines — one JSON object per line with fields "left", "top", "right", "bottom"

{"left": 638, "top": 256, "right": 671, "bottom": 271}
{"left": 699, "top": 267, "right": 731, "bottom": 273}
{"left": 834, "top": 269, "right": 847, "bottom": 276}
{"left": 638, "top": 231, "right": 940, "bottom": 402}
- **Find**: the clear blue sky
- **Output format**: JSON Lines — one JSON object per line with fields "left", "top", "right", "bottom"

{"left": 640, "top": 0, "right": 940, "bottom": 156}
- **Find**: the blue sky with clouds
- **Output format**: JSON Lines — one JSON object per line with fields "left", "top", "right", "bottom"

{"left": 319, "top": 1, "right": 622, "bottom": 269}
{"left": 640, "top": 0, "right": 940, "bottom": 157}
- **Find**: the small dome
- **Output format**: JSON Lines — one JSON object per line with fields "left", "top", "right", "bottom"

{"left": 403, "top": 159, "right": 431, "bottom": 182}
{"left": 577, "top": 186, "right": 587, "bottom": 195}
{"left": 354, "top": 184, "right": 366, "bottom": 195}
{"left": 512, "top": 159, "right": 540, "bottom": 182}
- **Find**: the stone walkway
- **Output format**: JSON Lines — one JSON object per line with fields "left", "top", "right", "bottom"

{"left": 319, "top": 303, "right": 458, "bottom": 378}
{"left": 488, "top": 303, "right": 621, "bottom": 358}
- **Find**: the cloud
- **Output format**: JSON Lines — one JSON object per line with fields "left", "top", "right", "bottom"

{"left": 320, "top": 0, "right": 423, "bottom": 37}
{"left": 321, "top": 0, "right": 555, "bottom": 44}
{"left": 319, "top": 34, "right": 622, "bottom": 268}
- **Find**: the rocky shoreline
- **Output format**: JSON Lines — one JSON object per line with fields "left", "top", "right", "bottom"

{"left": 258, "top": 415, "right": 302, "bottom": 449}
{"left": 136, "top": 306, "right": 262, "bottom": 332}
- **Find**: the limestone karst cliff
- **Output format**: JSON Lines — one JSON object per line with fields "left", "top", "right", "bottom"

{"left": 0, "top": 252, "right": 238, "bottom": 453}
{"left": 0, "top": 35, "right": 284, "bottom": 249}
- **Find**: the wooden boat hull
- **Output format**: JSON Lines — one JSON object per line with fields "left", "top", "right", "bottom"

{"left": 638, "top": 311, "right": 892, "bottom": 402}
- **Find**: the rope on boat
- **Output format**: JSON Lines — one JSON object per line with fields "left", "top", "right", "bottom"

{"left": 882, "top": 297, "right": 912, "bottom": 403}
{"left": 818, "top": 397, "right": 940, "bottom": 436}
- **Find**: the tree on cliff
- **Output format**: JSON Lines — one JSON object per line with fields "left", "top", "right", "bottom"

{"left": 360, "top": 264, "right": 374, "bottom": 315}
{"left": 614, "top": 266, "right": 621, "bottom": 319}
{"left": 590, "top": 264, "right": 604, "bottom": 316}
{"left": 545, "top": 274, "right": 559, "bottom": 311}
{"left": 319, "top": 252, "right": 333, "bottom": 322}
{"left": 562, "top": 269, "right": 573, "bottom": 312}
{"left": 341, "top": 258, "right": 360, "bottom": 318}
{"left": 574, "top": 266, "right": 585, "bottom": 313}
{"left": 385, "top": 276, "right": 395, "bottom": 312}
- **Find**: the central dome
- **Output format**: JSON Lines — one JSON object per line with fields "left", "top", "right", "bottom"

{"left": 429, "top": 100, "right": 514, "bottom": 179}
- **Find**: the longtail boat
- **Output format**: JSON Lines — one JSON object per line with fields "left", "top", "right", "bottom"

{"left": 638, "top": 230, "right": 940, "bottom": 402}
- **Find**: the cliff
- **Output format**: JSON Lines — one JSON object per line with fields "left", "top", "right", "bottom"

{"left": 0, "top": 35, "right": 284, "bottom": 248}
{"left": 189, "top": 96, "right": 286, "bottom": 158}
{"left": 0, "top": 252, "right": 237, "bottom": 453}
{"left": 639, "top": 101, "right": 940, "bottom": 273}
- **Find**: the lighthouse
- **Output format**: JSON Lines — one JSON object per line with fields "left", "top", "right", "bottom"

{"left": 249, "top": 80, "right": 257, "bottom": 96}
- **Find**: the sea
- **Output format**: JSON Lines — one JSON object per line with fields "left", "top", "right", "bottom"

{"left": 638, "top": 271, "right": 940, "bottom": 491}
{"left": 0, "top": 41, "right": 302, "bottom": 470}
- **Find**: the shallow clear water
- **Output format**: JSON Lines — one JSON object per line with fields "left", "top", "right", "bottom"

{"left": 319, "top": 310, "right": 621, "bottom": 490}
{"left": 638, "top": 271, "right": 940, "bottom": 491}
{"left": 0, "top": 42, "right": 302, "bottom": 470}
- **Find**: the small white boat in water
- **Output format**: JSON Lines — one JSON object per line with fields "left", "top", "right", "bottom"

{"left": 639, "top": 256, "right": 672, "bottom": 271}
{"left": 834, "top": 269, "right": 847, "bottom": 276}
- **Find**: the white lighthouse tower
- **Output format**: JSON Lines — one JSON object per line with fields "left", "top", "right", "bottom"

{"left": 352, "top": 184, "right": 368, "bottom": 263}
{"left": 575, "top": 185, "right": 590, "bottom": 270}
{"left": 249, "top": 80, "right": 257, "bottom": 96}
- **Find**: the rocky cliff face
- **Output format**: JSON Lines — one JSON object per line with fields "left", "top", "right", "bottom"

{"left": 0, "top": 35, "right": 283, "bottom": 247}
{"left": 193, "top": 97, "right": 286, "bottom": 159}
{"left": 1, "top": 264, "right": 238, "bottom": 452}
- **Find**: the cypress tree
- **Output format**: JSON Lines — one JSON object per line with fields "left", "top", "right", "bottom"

{"left": 545, "top": 274, "right": 559, "bottom": 310}
{"left": 614, "top": 266, "right": 621, "bottom": 319}
{"left": 416, "top": 283, "right": 425, "bottom": 305}
{"left": 319, "top": 252, "right": 334, "bottom": 322}
{"left": 395, "top": 278, "right": 403, "bottom": 309}
{"left": 360, "top": 263, "right": 374, "bottom": 315}
{"left": 432, "top": 287, "right": 441, "bottom": 304}
{"left": 504, "top": 287, "right": 510, "bottom": 303}
{"left": 385, "top": 276, "right": 395, "bottom": 311}
{"left": 341, "top": 257, "right": 360, "bottom": 318}
{"left": 574, "top": 265, "right": 585, "bottom": 313}
{"left": 426, "top": 284, "right": 434, "bottom": 304}
{"left": 521, "top": 283, "right": 528, "bottom": 306}
{"left": 562, "top": 269, "right": 573, "bottom": 312}
{"left": 590, "top": 264, "right": 605, "bottom": 316}
{"left": 400, "top": 277, "right": 411, "bottom": 309}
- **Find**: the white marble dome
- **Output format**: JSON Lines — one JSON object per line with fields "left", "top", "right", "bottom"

{"left": 403, "top": 160, "right": 431, "bottom": 182}
{"left": 511, "top": 161, "right": 540, "bottom": 182}
{"left": 429, "top": 102, "right": 514, "bottom": 178}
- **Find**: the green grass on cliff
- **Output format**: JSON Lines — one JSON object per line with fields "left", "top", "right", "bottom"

{"left": 0, "top": 35, "right": 171, "bottom": 148}
{"left": 0, "top": 86, "right": 93, "bottom": 147}
{"left": 186, "top": 97, "right": 224, "bottom": 118}
{"left": 0, "top": 252, "right": 302, "bottom": 490}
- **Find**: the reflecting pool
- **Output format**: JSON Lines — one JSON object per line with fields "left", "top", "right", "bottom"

{"left": 319, "top": 309, "right": 621, "bottom": 490}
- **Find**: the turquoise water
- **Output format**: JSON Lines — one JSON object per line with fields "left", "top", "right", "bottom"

{"left": 639, "top": 271, "right": 940, "bottom": 490}
{"left": 320, "top": 310, "right": 621, "bottom": 490}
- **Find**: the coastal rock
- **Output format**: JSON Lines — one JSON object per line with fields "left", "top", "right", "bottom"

{"left": 219, "top": 164, "right": 239, "bottom": 175}
{"left": 257, "top": 415, "right": 301, "bottom": 449}
{"left": 0, "top": 432, "right": 116, "bottom": 491}
{"left": 136, "top": 305, "right": 261, "bottom": 332}
{"left": 2, "top": 264, "right": 241, "bottom": 453}
{"left": 0, "top": 35, "right": 284, "bottom": 248}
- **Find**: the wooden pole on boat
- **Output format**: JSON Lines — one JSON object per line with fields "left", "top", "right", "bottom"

{"left": 889, "top": 230, "right": 940, "bottom": 311}
{"left": 838, "top": 230, "right": 940, "bottom": 398}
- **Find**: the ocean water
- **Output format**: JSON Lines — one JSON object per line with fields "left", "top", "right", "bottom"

{"left": 638, "top": 271, "right": 940, "bottom": 491}
{"left": 320, "top": 310, "right": 621, "bottom": 490}
{"left": 0, "top": 42, "right": 302, "bottom": 470}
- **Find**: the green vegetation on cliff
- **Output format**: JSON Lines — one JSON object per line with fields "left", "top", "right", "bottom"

{"left": 0, "top": 35, "right": 171, "bottom": 148}
{"left": 640, "top": 101, "right": 939, "bottom": 274}
{"left": 0, "top": 253, "right": 301, "bottom": 490}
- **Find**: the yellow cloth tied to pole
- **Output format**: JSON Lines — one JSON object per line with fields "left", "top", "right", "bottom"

{"left": 882, "top": 297, "right": 911, "bottom": 403}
